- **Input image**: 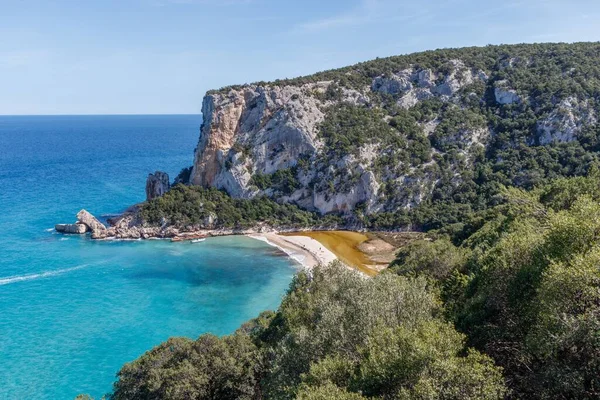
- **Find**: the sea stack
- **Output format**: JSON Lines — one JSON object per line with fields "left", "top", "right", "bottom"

{"left": 145, "top": 171, "right": 170, "bottom": 201}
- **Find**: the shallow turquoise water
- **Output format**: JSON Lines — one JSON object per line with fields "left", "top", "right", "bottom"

{"left": 0, "top": 116, "right": 297, "bottom": 399}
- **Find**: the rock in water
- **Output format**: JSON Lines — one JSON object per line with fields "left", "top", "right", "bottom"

{"left": 76, "top": 209, "right": 107, "bottom": 237}
{"left": 55, "top": 223, "right": 87, "bottom": 234}
{"left": 146, "top": 171, "right": 170, "bottom": 201}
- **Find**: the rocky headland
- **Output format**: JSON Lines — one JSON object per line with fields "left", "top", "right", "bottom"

{"left": 56, "top": 43, "right": 600, "bottom": 244}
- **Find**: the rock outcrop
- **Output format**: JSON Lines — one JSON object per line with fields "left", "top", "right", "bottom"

{"left": 537, "top": 97, "right": 597, "bottom": 145}
{"left": 146, "top": 171, "right": 170, "bottom": 201}
{"left": 76, "top": 209, "right": 107, "bottom": 238}
{"left": 372, "top": 61, "right": 487, "bottom": 109}
{"left": 494, "top": 80, "right": 521, "bottom": 105}
{"left": 180, "top": 45, "right": 600, "bottom": 220}
{"left": 55, "top": 210, "right": 107, "bottom": 237}
{"left": 190, "top": 84, "right": 326, "bottom": 197}
{"left": 187, "top": 58, "right": 493, "bottom": 215}
{"left": 55, "top": 223, "right": 87, "bottom": 234}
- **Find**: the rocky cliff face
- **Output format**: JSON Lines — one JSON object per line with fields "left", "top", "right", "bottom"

{"left": 146, "top": 171, "right": 170, "bottom": 201}
{"left": 189, "top": 63, "right": 488, "bottom": 214}
{"left": 189, "top": 82, "right": 380, "bottom": 213}
{"left": 537, "top": 97, "right": 597, "bottom": 145}
{"left": 187, "top": 44, "right": 600, "bottom": 218}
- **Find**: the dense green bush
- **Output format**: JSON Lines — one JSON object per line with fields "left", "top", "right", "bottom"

{"left": 140, "top": 184, "right": 323, "bottom": 229}
{"left": 318, "top": 104, "right": 401, "bottom": 157}
{"left": 111, "top": 335, "right": 260, "bottom": 400}
{"left": 250, "top": 167, "right": 301, "bottom": 195}
{"left": 173, "top": 166, "right": 193, "bottom": 185}
{"left": 109, "top": 263, "right": 506, "bottom": 400}
{"left": 389, "top": 174, "right": 600, "bottom": 399}
{"left": 389, "top": 237, "right": 467, "bottom": 280}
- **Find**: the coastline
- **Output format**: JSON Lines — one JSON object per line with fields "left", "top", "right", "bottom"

{"left": 247, "top": 233, "right": 337, "bottom": 270}
{"left": 57, "top": 209, "right": 408, "bottom": 275}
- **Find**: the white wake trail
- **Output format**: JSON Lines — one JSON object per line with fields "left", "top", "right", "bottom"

{"left": 0, "top": 264, "right": 89, "bottom": 286}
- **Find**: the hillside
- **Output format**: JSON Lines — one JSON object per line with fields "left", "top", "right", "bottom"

{"left": 166, "top": 42, "right": 600, "bottom": 232}
{"left": 95, "top": 43, "right": 600, "bottom": 400}
{"left": 108, "top": 174, "right": 600, "bottom": 399}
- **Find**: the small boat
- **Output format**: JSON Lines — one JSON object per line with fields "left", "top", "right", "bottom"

{"left": 191, "top": 238, "right": 206, "bottom": 243}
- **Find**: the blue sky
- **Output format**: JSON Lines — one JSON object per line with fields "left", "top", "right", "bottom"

{"left": 1, "top": 0, "right": 599, "bottom": 115}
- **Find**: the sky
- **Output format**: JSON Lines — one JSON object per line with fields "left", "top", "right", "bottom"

{"left": 1, "top": 0, "right": 599, "bottom": 115}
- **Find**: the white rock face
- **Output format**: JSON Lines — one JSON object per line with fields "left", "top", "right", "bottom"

{"left": 417, "top": 69, "right": 436, "bottom": 87}
{"left": 186, "top": 60, "right": 497, "bottom": 215}
{"left": 397, "top": 88, "right": 434, "bottom": 109}
{"left": 371, "top": 71, "right": 413, "bottom": 95}
{"left": 494, "top": 80, "right": 521, "bottom": 104}
{"left": 190, "top": 84, "right": 325, "bottom": 196}
{"left": 372, "top": 61, "right": 487, "bottom": 109}
{"left": 77, "top": 209, "right": 107, "bottom": 238}
{"left": 537, "top": 97, "right": 597, "bottom": 145}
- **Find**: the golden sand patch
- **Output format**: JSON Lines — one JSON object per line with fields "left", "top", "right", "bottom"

{"left": 282, "top": 231, "right": 384, "bottom": 276}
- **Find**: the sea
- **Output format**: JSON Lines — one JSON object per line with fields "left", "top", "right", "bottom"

{"left": 0, "top": 115, "right": 298, "bottom": 399}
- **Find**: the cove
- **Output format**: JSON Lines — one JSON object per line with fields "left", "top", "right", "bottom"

{"left": 0, "top": 115, "right": 298, "bottom": 399}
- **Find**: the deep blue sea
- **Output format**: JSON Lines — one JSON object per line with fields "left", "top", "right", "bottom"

{"left": 0, "top": 115, "right": 297, "bottom": 399}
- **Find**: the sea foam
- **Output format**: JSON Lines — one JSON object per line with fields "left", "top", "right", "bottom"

{"left": 0, "top": 264, "right": 88, "bottom": 286}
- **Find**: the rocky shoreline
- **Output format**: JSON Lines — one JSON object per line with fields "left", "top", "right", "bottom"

{"left": 55, "top": 207, "right": 344, "bottom": 241}
{"left": 54, "top": 209, "right": 346, "bottom": 270}
{"left": 54, "top": 208, "right": 411, "bottom": 275}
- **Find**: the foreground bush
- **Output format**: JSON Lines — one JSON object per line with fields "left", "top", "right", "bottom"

{"left": 109, "top": 263, "right": 506, "bottom": 399}
{"left": 111, "top": 335, "right": 260, "bottom": 400}
{"left": 390, "top": 173, "right": 600, "bottom": 399}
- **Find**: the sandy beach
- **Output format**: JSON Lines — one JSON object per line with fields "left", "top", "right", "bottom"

{"left": 247, "top": 233, "right": 337, "bottom": 269}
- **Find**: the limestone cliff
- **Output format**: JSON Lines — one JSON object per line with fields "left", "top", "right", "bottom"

{"left": 185, "top": 43, "right": 600, "bottom": 218}
{"left": 189, "top": 60, "right": 492, "bottom": 214}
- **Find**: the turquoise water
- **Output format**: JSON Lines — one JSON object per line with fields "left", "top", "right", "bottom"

{"left": 0, "top": 116, "right": 297, "bottom": 399}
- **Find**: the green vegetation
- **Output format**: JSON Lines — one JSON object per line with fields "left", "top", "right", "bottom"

{"left": 173, "top": 166, "right": 193, "bottom": 185}
{"left": 250, "top": 167, "right": 301, "bottom": 195}
{"left": 389, "top": 237, "right": 466, "bottom": 280}
{"left": 109, "top": 263, "right": 506, "bottom": 400}
{"left": 140, "top": 184, "right": 336, "bottom": 229}
{"left": 430, "top": 105, "right": 487, "bottom": 151}
{"left": 390, "top": 172, "right": 600, "bottom": 399}
{"left": 112, "top": 335, "right": 260, "bottom": 400}
{"left": 319, "top": 104, "right": 401, "bottom": 157}
{"left": 115, "top": 173, "right": 600, "bottom": 400}
{"left": 97, "top": 43, "right": 600, "bottom": 399}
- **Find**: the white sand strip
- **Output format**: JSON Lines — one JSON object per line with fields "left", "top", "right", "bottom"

{"left": 247, "top": 233, "right": 337, "bottom": 269}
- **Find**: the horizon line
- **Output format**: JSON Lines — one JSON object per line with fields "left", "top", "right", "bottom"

{"left": 0, "top": 113, "right": 201, "bottom": 117}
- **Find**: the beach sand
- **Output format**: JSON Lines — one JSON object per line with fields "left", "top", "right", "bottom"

{"left": 281, "top": 231, "right": 393, "bottom": 276}
{"left": 247, "top": 233, "right": 337, "bottom": 269}
{"left": 249, "top": 231, "right": 420, "bottom": 276}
